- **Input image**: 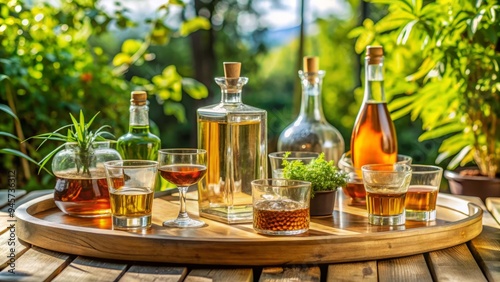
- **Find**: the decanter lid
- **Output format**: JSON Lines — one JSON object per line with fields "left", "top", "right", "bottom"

{"left": 223, "top": 62, "right": 241, "bottom": 78}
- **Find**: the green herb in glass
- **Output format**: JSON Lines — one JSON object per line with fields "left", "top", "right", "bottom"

{"left": 282, "top": 152, "right": 348, "bottom": 197}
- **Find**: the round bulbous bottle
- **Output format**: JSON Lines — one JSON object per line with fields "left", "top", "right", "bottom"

{"left": 52, "top": 141, "right": 122, "bottom": 217}
{"left": 277, "top": 56, "right": 345, "bottom": 165}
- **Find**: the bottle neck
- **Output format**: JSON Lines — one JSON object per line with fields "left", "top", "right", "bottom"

{"left": 129, "top": 104, "right": 150, "bottom": 133}
{"left": 215, "top": 77, "right": 248, "bottom": 104}
{"left": 364, "top": 58, "right": 386, "bottom": 103}
{"left": 298, "top": 70, "right": 326, "bottom": 122}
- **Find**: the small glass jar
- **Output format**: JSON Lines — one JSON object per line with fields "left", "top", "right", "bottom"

{"left": 52, "top": 141, "right": 122, "bottom": 217}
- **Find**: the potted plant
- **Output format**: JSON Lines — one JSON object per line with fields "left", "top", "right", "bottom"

{"left": 282, "top": 153, "right": 348, "bottom": 216}
{"left": 351, "top": 0, "right": 500, "bottom": 200}
{"left": 23, "top": 110, "right": 121, "bottom": 217}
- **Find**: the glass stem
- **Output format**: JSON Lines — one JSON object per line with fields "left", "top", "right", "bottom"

{"left": 177, "top": 186, "right": 189, "bottom": 221}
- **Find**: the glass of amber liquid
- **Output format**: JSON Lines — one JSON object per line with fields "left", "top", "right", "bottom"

{"left": 251, "top": 179, "right": 311, "bottom": 235}
{"left": 405, "top": 165, "right": 443, "bottom": 221}
{"left": 104, "top": 160, "right": 158, "bottom": 230}
{"left": 339, "top": 152, "right": 413, "bottom": 206}
{"left": 362, "top": 164, "right": 412, "bottom": 225}
{"left": 158, "top": 149, "right": 207, "bottom": 228}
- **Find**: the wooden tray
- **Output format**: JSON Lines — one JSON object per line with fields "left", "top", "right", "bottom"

{"left": 16, "top": 192, "right": 483, "bottom": 266}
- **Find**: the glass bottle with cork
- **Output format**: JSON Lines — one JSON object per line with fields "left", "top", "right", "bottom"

{"left": 197, "top": 62, "right": 267, "bottom": 224}
{"left": 116, "top": 91, "right": 163, "bottom": 190}
{"left": 351, "top": 46, "right": 397, "bottom": 169}
{"left": 277, "top": 56, "right": 345, "bottom": 165}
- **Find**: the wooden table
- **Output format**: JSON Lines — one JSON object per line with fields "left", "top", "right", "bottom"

{"left": 1, "top": 189, "right": 499, "bottom": 282}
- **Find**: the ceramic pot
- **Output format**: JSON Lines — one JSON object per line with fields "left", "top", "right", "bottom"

{"left": 310, "top": 190, "right": 336, "bottom": 216}
{"left": 444, "top": 167, "right": 500, "bottom": 202}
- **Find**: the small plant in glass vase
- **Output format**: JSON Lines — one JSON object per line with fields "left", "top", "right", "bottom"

{"left": 28, "top": 111, "right": 122, "bottom": 217}
{"left": 351, "top": 0, "right": 500, "bottom": 199}
{"left": 282, "top": 152, "right": 348, "bottom": 216}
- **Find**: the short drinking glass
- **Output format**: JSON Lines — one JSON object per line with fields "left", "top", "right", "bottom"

{"left": 251, "top": 179, "right": 311, "bottom": 235}
{"left": 268, "top": 151, "right": 319, "bottom": 178}
{"left": 405, "top": 165, "right": 443, "bottom": 221}
{"left": 362, "top": 164, "right": 412, "bottom": 225}
{"left": 158, "top": 149, "right": 207, "bottom": 228}
{"left": 104, "top": 160, "right": 158, "bottom": 230}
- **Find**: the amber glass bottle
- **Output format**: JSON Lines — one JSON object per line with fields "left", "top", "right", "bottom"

{"left": 351, "top": 46, "right": 397, "bottom": 169}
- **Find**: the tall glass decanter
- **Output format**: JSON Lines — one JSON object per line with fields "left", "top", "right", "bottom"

{"left": 351, "top": 46, "right": 397, "bottom": 169}
{"left": 197, "top": 62, "right": 267, "bottom": 224}
{"left": 277, "top": 56, "right": 344, "bottom": 165}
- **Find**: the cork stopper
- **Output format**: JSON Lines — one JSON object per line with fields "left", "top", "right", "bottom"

{"left": 303, "top": 56, "right": 319, "bottom": 73}
{"left": 366, "top": 46, "right": 384, "bottom": 65}
{"left": 223, "top": 62, "right": 241, "bottom": 78}
{"left": 131, "top": 90, "right": 147, "bottom": 106}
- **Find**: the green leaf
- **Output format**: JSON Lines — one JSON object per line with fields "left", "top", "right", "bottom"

{"left": 418, "top": 123, "right": 465, "bottom": 141}
{"left": 0, "top": 104, "right": 18, "bottom": 120}
{"left": 121, "top": 39, "right": 143, "bottom": 54}
{"left": 182, "top": 78, "right": 208, "bottom": 99}
{"left": 179, "top": 17, "right": 210, "bottom": 37}
{"left": 163, "top": 102, "right": 186, "bottom": 123}
{"left": 112, "top": 53, "right": 132, "bottom": 66}
{"left": 448, "top": 145, "right": 472, "bottom": 169}
{"left": 0, "top": 132, "right": 19, "bottom": 140}
{"left": 0, "top": 148, "right": 52, "bottom": 175}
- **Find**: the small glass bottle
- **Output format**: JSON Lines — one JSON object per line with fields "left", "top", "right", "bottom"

{"left": 197, "top": 62, "right": 267, "bottom": 224}
{"left": 116, "top": 91, "right": 163, "bottom": 190}
{"left": 277, "top": 56, "right": 345, "bottom": 165}
{"left": 351, "top": 46, "right": 397, "bottom": 169}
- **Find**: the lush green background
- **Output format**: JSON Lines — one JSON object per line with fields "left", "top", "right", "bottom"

{"left": 1, "top": 0, "right": 440, "bottom": 191}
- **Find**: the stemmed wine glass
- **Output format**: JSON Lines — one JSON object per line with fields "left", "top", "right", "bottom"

{"left": 158, "top": 149, "right": 207, "bottom": 228}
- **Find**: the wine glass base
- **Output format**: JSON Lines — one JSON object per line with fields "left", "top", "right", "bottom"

{"left": 163, "top": 218, "right": 205, "bottom": 228}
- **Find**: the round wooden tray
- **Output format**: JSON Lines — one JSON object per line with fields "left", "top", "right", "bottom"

{"left": 16, "top": 191, "right": 483, "bottom": 266}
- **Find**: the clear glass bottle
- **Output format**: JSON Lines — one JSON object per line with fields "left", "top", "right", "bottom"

{"left": 53, "top": 141, "right": 122, "bottom": 217}
{"left": 197, "top": 62, "right": 267, "bottom": 224}
{"left": 351, "top": 46, "right": 397, "bottom": 169}
{"left": 116, "top": 91, "right": 163, "bottom": 190}
{"left": 277, "top": 56, "right": 345, "bottom": 165}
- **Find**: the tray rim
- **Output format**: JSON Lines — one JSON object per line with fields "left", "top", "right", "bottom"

{"left": 15, "top": 193, "right": 484, "bottom": 265}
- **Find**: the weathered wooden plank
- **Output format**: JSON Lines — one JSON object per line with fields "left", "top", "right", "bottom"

{"left": 327, "top": 261, "right": 377, "bottom": 281}
{"left": 0, "top": 246, "right": 71, "bottom": 281}
{"left": 0, "top": 189, "right": 26, "bottom": 210}
{"left": 259, "top": 266, "right": 320, "bottom": 282}
{"left": 486, "top": 197, "right": 500, "bottom": 225}
{"left": 1, "top": 190, "right": 53, "bottom": 213}
{"left": 378, "top": 254, "right": 432, "bottom": 282}
{"left": 52, "top": 256, "right": 127, "bottom": 282}
{"left": 119, "top": 265, "right": 187, "bottom": 282}
{"left": 0, "top": 223, "right": 29, "bottom": 269}
{"left": 428, "top": 244, "right": 487, "bottom": 281}
{"left": 469, "top": 225, "right": 500, "bottom": 282}
{"left": 186, "top": 269, "right": 253, "bottom": 282}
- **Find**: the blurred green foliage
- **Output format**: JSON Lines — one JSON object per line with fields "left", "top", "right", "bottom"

{"left": 350, "top": 0, "right": 500, "bottom": 177}
{"left": 0, "top": 0, "right": 208, "bottom": 190}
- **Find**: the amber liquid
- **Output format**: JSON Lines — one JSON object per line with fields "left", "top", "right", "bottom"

{"left": 159, "top": 164, "right": 207, "bottom": 186}
{"left": 351, "top": 101, "right": 397, "bottom": 168}
{"left": 405, "top": 185, "right": 438, "bottom": 211}
{"left": 198, "top": 119, "right": 262, "bottom": 212}
{"left": 54, "top": 175, "right": 110, "bottom": 217}
{"left": 109, "top": 188, "right": 154, "bottom": 217}
{"left": 253, "top": 200, "right": 309, "bottom": 232}
{"left": 343, "top": 181, "right": 366, "bottom": 204}
{"left": 366, "top": 191, "right": 406, "bottom": 216}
